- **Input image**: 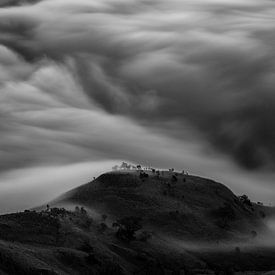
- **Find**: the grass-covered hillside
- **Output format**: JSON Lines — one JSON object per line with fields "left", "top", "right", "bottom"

{"left": 58, "top": 170, "right": 269, "bottom": 242}
{"left": 0, "top": 170, "right": 274, "bottom": 274}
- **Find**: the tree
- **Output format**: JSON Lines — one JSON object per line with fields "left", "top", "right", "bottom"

{"left": 113, "top": 216, "right": 142, "bottom": 241}
{"left": 239, "top": 194, "right": 252, "bottom": 206}
{"left": 120, "top": 162, "right": 129, "bottom": 169}
{"left": 80, "top": 206, "right": 87, "bottom": 215}
{"left": 172, "top": 175, "right": 178, "bottom": 182}
{"left": 139, "top": 172, "right": 149, "bottom": 179}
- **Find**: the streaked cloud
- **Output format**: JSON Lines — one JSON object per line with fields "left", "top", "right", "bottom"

{"left": 0, "top": 0, "right": 274, "bottom": 210}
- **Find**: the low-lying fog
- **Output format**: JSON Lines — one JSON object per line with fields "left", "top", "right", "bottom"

{"left": 0, "top": 161, "right": 116, "bottom": 214}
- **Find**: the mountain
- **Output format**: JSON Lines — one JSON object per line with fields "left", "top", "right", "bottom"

{"left": 0, "top": 170, "right": 274, "bottom": 274}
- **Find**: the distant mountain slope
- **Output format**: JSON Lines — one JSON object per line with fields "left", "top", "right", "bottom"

{"left": 55, "top": 171, "right": 268, "bottom": 241}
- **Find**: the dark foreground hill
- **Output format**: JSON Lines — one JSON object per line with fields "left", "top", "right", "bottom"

{"left": 58, "top": 171, "right": 269, "bottom": 242}
{"left": 0, "top": 170, "right": 274, "bottom": 274}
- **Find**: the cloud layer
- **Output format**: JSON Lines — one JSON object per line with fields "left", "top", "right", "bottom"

{"left": 0, "top": 0, "right": 275, "bottom": 208}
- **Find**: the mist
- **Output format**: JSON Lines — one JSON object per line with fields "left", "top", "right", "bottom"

{"left": 0, "top": 0, "right": 275, "bottom": 212}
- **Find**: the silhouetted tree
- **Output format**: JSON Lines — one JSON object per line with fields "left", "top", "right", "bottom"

{"left": 139, "top": 172, "right": 149, "bottom": 179}
{"left": 172, "top": 175, "right": 178, "bottom": 182}
{"left": 239, "top": 194, "right": 252, "bottom": 206}
{"left": 113, "top": 216, "right": 142, "bottom": 241}
{"left": 80, "top": 206, "right": 87, "bottom": 215}
{"left": 120, "top": 162, "right": 129, "bottom": 169}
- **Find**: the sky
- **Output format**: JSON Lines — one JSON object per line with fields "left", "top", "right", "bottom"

{"left": 0, "top": 0, "right": 274, "bottom": 212}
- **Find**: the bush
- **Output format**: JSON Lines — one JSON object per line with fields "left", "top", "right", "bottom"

{"left": 80, "top": 207, "right": 87, "bottom": 215}
{"left": 171, "top": 175, "right": 178, "bottom": 182}
{"left": 113, "top": 216, "right": 142, "bottom": 241}
{"left": 139, "top": 172, "right": 149, "bottom": 179}
{"left": 50, "top": 207, "right": 68, "bottom": 218}
{"left": 238, "top": 194, "right": 252, "bottom": 207}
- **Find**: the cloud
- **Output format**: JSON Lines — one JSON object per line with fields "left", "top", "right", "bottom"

{"left": 0, "top": 161, "right": 116, "bottom": 214}
{"left": 0, "top": 0, "right": 275, "bottom": 210}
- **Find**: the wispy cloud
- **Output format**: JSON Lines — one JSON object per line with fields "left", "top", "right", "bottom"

{"left": 0, "top": 0, "right": 274, "bottom": 209}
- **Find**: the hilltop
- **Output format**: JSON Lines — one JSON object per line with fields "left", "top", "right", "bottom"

{"left": 0, "top": 169, "right": 274, "bottom": 274}
{"left": 56, "top": 170, "right": 268, "bottom": 242}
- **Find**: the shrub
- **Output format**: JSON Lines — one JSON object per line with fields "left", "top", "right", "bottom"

{"left": 139, "top": 172, "right": 149, "bottom": 179}
{"left": 49, "top": 207, "right": 68, "bottom": 218}
{"left": 80, "top": 207, "right": 87, "bottom": 215}
{"left": 113, "top": 216, "right": 142, "bottom": 241}
{"left": 171, "top": 175, "right": 178, "bottom": 182}
{"left": 238, "top": 194, "right": 252, "bottom": 207}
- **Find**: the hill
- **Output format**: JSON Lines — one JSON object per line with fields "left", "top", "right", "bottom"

{"left": 56, "top": 170, "right": 269, "bottom": 242}
{"left": 0, "top": 170, "right": 274, "bottom": 274}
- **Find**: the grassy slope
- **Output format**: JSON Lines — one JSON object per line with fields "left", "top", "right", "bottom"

{"left": 59, "top": 171, "right": 268, "bottom": 241}
{"left": 0, "top": 171, "right": 274, "bottom": 274}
